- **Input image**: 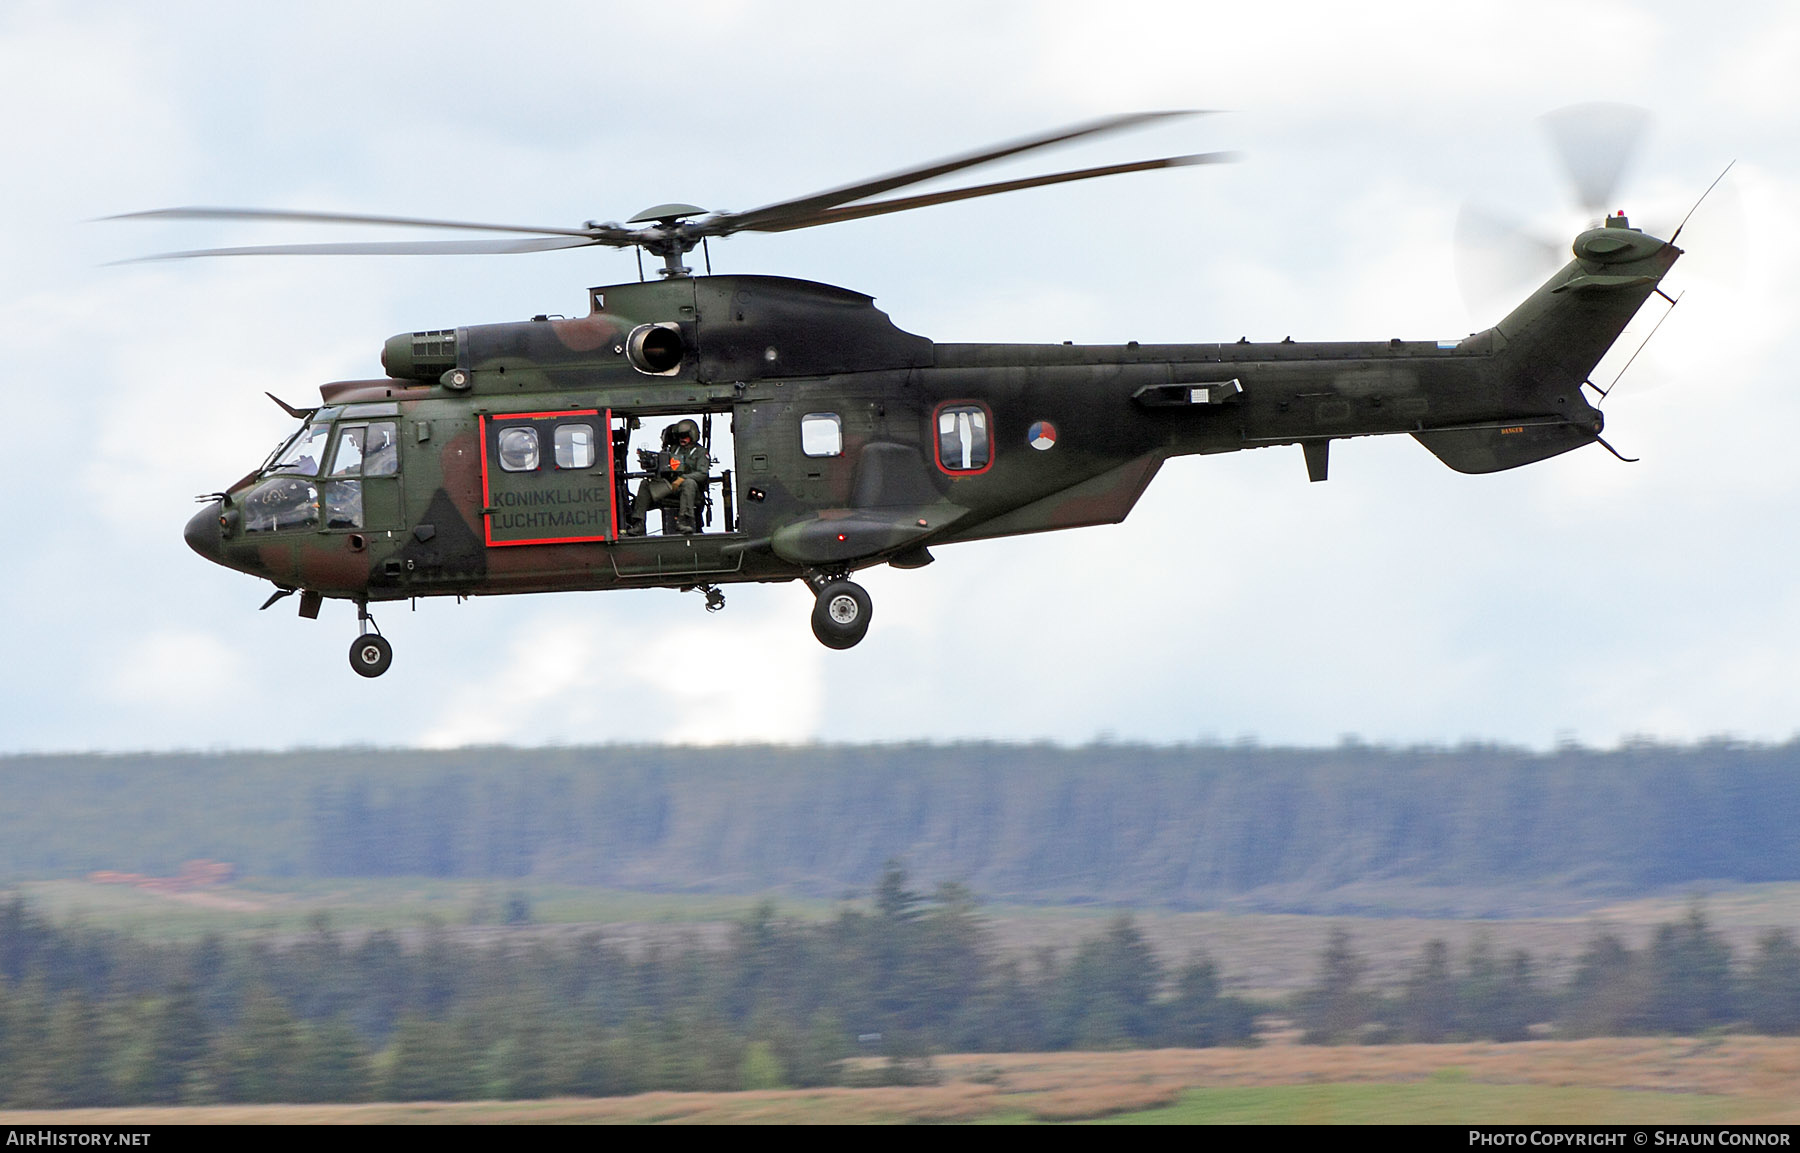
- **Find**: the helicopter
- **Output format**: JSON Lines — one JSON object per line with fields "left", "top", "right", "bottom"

{"left": 138, "top": 110, "right": 1684, "bottom": 678}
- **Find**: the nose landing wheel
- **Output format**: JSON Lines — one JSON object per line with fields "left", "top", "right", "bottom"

{"left": 810, "top": 579, "right": 872, "bottom": 650}
{"left": 349, "top": 603, "right": 393, "bottom": 678}
{"left": 349, "top": 634, "right": 393, "bottom": 678}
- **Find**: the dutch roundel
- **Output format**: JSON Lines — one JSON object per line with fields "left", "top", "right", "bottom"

{"left": 1028, "top": 421, "right": 1057, "bottom": 451}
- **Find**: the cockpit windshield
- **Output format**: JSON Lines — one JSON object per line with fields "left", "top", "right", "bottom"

{"left": 261, "top": 408, "right": 340, "bottom": 476}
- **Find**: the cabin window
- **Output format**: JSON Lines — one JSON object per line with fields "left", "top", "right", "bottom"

{"left": 243, "top": 477, "right": 319, "bottom": 533}
{"left": 936, "top": 404, "right": 991, "bottom": 472}
{"left": 498, "top": 427, "right": 540, "bottom": 472}
{"left": 801, "top": 413, "right": 843, "bottom": 457}
{"left": 555, "top": 423, "right": 597, "bottom": 469}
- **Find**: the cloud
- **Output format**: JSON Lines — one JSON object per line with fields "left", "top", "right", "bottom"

{"left": 102, "top": 629, "right": 246, "bottom": 707}
{"left": 416, "top": 593, "right": 824, "bottom": 747}
{"left": 3, "top": 1, "right": 1800, "bottom": 753}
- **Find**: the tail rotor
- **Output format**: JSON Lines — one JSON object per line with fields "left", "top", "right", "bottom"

{"left": 1539, "top": 102, "right": 1652, "bottom": 221}
{"left": 1453, "top": 103, "right": 1654, "bottom": 324}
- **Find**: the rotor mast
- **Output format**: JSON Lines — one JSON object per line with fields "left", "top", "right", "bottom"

{"left": 618, "top": 203, "right": 709, "bottom": 278}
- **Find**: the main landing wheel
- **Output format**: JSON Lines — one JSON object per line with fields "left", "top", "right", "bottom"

{"left": 349, "top": 633, "right": 393, "bottom": 678}
{"left": 811, "top": 580, "right": 872, "bottom": 650}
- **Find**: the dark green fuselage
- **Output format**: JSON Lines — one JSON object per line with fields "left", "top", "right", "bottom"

{"left": 184, "top": 218, "right": 1679, "bottom": 607}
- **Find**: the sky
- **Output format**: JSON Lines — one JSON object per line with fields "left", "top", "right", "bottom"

{"left": 0, "top": 0, "right": 1795, "bottom": 752}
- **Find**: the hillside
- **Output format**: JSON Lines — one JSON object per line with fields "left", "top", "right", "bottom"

{"left": 3, "top": 739, "right": 1796, "bottom": 914}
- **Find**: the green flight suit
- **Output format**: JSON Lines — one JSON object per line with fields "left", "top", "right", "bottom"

{"left": 628, "top": 439, "right": 708, "bottom": 534}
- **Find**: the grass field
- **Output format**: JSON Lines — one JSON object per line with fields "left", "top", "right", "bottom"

{"left": 1091, "top": 1084, "right": 1741, "bottom": 1125}
{"left": 2, "top": 1037, "right": 1796, "bottom": 1125}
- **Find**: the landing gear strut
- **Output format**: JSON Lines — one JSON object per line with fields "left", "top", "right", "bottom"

{"left": 810, "top": 578, "right": 872, "bottom": 650}
{"left": 348, "top": 602, "right": 392, "bottom": 678}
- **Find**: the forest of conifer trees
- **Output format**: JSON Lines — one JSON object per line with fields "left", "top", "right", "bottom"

{"left": 0, "top": 869, "right": 1255, "bottom": 1106}
{"left": 7, "top": 740, "right": 1800, "bottom": 1106}
{"left": 3, "top": 873, "right": 1800, "bottom": 1107}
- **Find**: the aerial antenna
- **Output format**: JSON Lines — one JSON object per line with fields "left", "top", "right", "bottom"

{"left": 1669, "top": 160, "right": 1736, "bottom": 245}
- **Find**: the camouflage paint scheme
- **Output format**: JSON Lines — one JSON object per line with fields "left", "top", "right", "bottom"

{"left": 184, "top": 216, "right": 1678, "bottom": 621}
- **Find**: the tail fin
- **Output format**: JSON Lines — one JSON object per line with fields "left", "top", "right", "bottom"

{"left": 1416, "top": 215, "right": 1679, "bottom": 474}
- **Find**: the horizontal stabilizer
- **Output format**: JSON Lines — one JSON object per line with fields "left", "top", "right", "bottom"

{"left": 1414, "top": 419, "right": 1600, "bottom": 475}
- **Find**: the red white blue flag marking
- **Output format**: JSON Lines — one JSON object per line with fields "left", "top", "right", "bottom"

{"left": 1029, "top": 421, "right": 1057, "bottom": 451}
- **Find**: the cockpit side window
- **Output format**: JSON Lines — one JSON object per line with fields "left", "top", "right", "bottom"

{"left": 330, "top": 426, "right": 367, "bottom": 476}
{"left": 243, "top": 477, "right": 320, "bottom": 533}
{"left": 364, "top": 422, "right": 399, "bottom": 476}
{"left": 248, "top": 410, "right": 382, "bottom": 532}
{"left": 328, "top": 422, "right": 399, "bottom": 478}
{"left": 324, "top": 480, "right": 362, "bottom": 529}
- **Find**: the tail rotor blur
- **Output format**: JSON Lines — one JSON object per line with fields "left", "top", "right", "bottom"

{"left": 1454, "top": 103, "right": 1653, "bottom": 324}
{"left": 1539, "top": 102, "right": 1651, "bottom": 221}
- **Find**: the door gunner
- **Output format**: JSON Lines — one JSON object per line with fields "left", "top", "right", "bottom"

{"left": 626, "top": 418, "right": 707, "bottom": 535}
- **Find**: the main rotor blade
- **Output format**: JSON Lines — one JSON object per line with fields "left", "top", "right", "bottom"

{"left": 1539, "top": 103, "right": 1650, "bottom": 218}
{"left": 117, "top": 236, "right": 604, "bottom": 262}
{"left": 712, "top": 110, "right": 1211, "bottom": 235}
{"left": 740, "top": 151, "right": 1240, "bottom": 234}
{"left": 107, "top": 206, "right": 604, "bottom": 239}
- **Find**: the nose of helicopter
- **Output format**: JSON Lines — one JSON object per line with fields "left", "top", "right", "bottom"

{"left": 185, "top": 500, "right": 223, "bottom": 562}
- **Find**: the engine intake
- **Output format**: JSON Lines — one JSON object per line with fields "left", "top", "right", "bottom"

{"left": 382, "top": 329, "right": 459, "bottom": 381}
{"left": 627, "top": 323, "right": 684, "bottom": 375}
